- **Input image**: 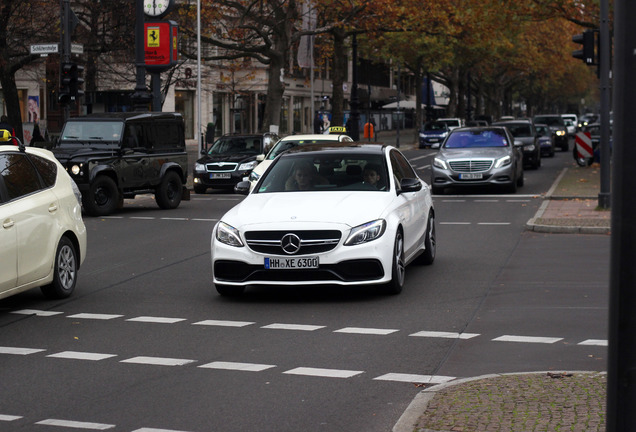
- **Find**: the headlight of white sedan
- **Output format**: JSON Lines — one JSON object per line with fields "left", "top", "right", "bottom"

{"left": 216, "top": 222, "right": 244, "bottom": 247}
{"left": 344, "top": 219, "right": 386, "bottom": 246}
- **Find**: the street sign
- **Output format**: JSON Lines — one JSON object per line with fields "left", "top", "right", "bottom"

{"left": 575, "top": 131, "right": 594, "bottom": 159}
{"left": 71, "top": 43, "right": 84, "bottom": 54}
{"left": 30, "top": 44, "right": 59, "bottom": 55}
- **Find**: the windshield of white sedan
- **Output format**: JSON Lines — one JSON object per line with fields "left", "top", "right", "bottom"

{"left": 444, "top": 130, "right": 509, "bottom": 148}
{"left": 60, "top": 121, "right": 123, "bottom": 146}
{"left": 256, "top": 154, "right": 388, "bottom": 193}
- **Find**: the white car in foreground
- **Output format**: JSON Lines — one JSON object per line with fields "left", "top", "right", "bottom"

{"left": 0, "top": 139, "right": 87, "bottom": 300}
{"left": 211, "top": 143, "right": 435, "bottom": 296}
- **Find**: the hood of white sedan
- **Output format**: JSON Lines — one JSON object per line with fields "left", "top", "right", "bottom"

{"left": 223, "top": 191, "right": 393, "bottom": 228}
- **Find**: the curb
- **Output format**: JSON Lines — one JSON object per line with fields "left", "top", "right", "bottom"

{"left": 525, "top": 167, "right": 611, "bottom": 235}
{"left": 393, "top": 371, "right": 606, "bottom": 432}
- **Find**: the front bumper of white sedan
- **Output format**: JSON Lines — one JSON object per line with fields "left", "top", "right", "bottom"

{"left": 211, "top": 221, "right": 396, "bottom": 287}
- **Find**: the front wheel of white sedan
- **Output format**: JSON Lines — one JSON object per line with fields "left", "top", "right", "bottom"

{"left": 384, "top": 230, "right": 405, "bottom": 295}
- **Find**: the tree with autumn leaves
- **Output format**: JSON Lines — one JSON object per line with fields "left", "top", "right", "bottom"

{"left": 1, "top": 0, "right": 603, "bottom": 136}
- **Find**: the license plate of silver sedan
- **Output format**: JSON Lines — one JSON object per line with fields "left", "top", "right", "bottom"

{"left": 459, "top": 173, "right": 483, "bottom": 180}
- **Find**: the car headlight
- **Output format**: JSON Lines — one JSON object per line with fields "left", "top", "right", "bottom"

{"left": 494, "top": 155, "right": 511, "bottom": 168}
{"left": 556, "top": 130, "right": 566, "bottom": 136}
{"left": 419, "top": 132, "right": 426, "bottom": 138}
{"left": 71, "top": 164, "right": 81, "bottom": 175}
{"left": 344, "top": 219, "right": 386, "bottom": 246}
{"left": 524, "top": 144, "right": 536, "bottom": 151}
{"left": 194, "top": 162, "right": 206, "bottom": 173}
{"left": 239, "top": 161, "right": 258, "bottom": 171}
{"left": 433, "top": 157, "right": 448, "bottom": 170}
{"left": 215, "top": 221, "right": 244, "bottom": 247}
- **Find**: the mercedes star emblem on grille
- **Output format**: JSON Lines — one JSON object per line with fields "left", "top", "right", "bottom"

{"left": 281, "top": 233, "right": 301, "bottom": 254}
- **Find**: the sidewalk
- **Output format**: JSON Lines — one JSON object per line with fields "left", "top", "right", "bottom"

{"left": 394, "top": 161, "right": 610, "bottom": 432}
{"left": 526, "top": 162, "right": 611, "bottom": 235}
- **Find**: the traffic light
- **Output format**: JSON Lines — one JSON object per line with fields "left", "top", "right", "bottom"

{"left": 70, "top": 63, "right": 84, "bottom": 98}
{"left": 59, "top": 62, "right": 84, "bottom": 104}
{"left": 59, "top": 62, "right": 73, "bottom": 104}
{"left": 572, "top": 30, "right": 596, "bottom": 65}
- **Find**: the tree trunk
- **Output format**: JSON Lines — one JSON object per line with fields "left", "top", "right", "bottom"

{"left": 0, "top": 69, "right": 23, "bottom": 141}
{"left": 330, "top": 28, "right": 346, "bottom": 127}
{"left": 262, "top": 51, "right": 285, "bottom": 132}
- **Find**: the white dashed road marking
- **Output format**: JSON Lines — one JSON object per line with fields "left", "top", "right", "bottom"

{"left": 373, "top": 373, "right": 455, "bottom": 384}
{"left": 262, "top": 323, "right": 325, "bottom": 331}
{"left": 47, "top": 351, "right": 117, "bottom": 361}
{"left": 12, "top": 309, "right": 63, "bottom": 317}
{"left": 579, "top": 339, "right": 608, "bottom": 346}
{"left": 0, "top": 346, "right": 46, "bottom": 355}
{"left": 0, "top": 414, "right": 22, "bottom": 421}
{"left": 493, "top": 335, "right": 563, "bottom": 344}
{"left": 199, "top": 361, "right": 276, "bottom": 372}
{"left": 410, "top": 330, "right": 480, "bottom": 339}
{"left": 67, "top": 313, "right": 123, "bottom": 320}
{"left": 193, "top": 319, "right": 254, "bottom": 327}
{"left": 120, "top": 357, "right": 196, "bottom": 366}
{"left": 284, "top": 367, "right": 364, "bottom": 379}
{"left": 35, "top": 418, "right": 115, "bottom": 430}
{"left": 192, "top": 320, "right": 255, "bottom": 327}
{"left": 334, "top": 327, "right": 399, "bottom": 335}
{"left": 126, "top": 316, "right": 187, "bottom": 324}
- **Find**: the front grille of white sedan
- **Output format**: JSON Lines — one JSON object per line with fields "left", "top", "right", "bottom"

{"left": 245, "top": 230, "right": 341, "bottom": 255}
{"left": 448, "top": 160, "right": 493, "bottom": 173}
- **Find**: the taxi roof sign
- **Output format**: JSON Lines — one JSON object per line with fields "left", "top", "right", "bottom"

{"left": 0, "top": 129, "right": 12, "bottom": 142}
{"left": 328, "top": 126, "right": 347, "bottom": 134}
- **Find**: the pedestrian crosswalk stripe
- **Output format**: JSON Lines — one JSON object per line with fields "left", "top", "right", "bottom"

{"left": 0, "top": 346, "right": 46, "bottom": 355}
{"left": 410, "top": 331, "right": 480, "bottom": 339}
{"left": 284, "top": 367, "right": 363, "bottom": 378}
{"left": 262, "top": 323, "right": 325, "bottom": 331}
{"left": 493, "top": 335, "right": 562, "bottom": 344}
{"left": 35, "top": 419, "right": 115, "bottom": 430}
{"left": 120, "top": 356, "right": 196, "bottom": 366}
{"left": 127, "top": 316, "right": 187, "bottom": 324}
{"left": 373, "top": 373, "right": 455, "bottom": 384}
{"left": 578, "top": 339, "right": 608, "bottom": 346}
{"left": 193, "top": 319, "right": 254, "bottom": 327}
{"left": 334, "top": 327, "right": 398, "bottom": 335}
{"left": 47, "top": 351, "right": 117, "bottom": 361}
{"left": 12, "top": 309, "right": 64, "bottom": 317}
{"left": 67, "top": 313, "right": 123, "bottom": 320}
{"left": 199, "top": 361, "right": 276, "bottom": 372}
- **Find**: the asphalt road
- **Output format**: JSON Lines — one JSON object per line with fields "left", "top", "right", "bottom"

{"left": 0, "top": 145, "right": 608, "bottom": 432}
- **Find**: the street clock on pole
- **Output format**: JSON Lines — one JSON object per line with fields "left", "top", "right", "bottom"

{"left": 144, "top": 0, "right": 173, "bottom": 18}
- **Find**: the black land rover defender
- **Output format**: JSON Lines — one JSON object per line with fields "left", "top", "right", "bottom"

{"left": 53, "top": 112, "right": 189, "bottom": 216}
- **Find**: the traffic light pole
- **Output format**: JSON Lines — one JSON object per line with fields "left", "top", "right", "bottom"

{"left": 132, "top": 0, "right": 151, "bottom": 110}
{"left": 60, "top": 0, "right": 71, "bottom": 122}
{"left": 607, "top": 0, "right": 636, "bottom": 430}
